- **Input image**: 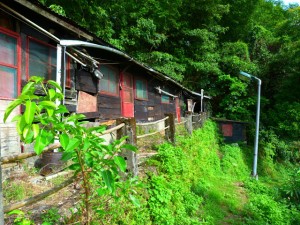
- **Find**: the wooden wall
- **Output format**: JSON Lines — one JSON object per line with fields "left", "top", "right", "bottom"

{"left": 98, "top": 94, "right": 121, "bottom": 120}
{"left": 133, "top": 74, "right": 177, "bottom": 122}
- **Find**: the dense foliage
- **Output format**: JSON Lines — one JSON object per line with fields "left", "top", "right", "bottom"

{"left": 40, "top": 0, "right": 299, "bottom": 148}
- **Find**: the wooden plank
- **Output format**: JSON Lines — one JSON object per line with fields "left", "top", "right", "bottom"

{"left": 75, "top": 70, "right": 97, "bottom": 94}
{"left": 77, "top": 91, "right": 97, "bottom": 113}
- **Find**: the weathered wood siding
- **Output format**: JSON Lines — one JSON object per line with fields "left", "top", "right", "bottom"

{"left": 98, "top": 94, "right": 121, "bottom": 120}
{"left": 0, "top": 100, "right": 21, "bottom": 157}
{"left": 133, "top": 74, "right": 177, "bottom": 122}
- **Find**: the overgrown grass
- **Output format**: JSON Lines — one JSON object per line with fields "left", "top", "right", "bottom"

{"left": 121, "top": 119, "right": 300, "bottom": 224}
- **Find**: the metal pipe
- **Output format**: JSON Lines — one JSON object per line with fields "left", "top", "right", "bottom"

{"left": 56, "top": 44, "right": 62, "bottom": 99}
{"left": 62, "top": 46, "right": 66, "bottom": 105}
{"left": 66, "top": 52, "right": 86, "bottom": 67}
{"left": 60, "top": 40, "right": 210, "bottom": 99}
{"left": 253, "top": 78, "right": 261, "bottom": 179}
{"left": 155, "top": 87, "right": 178, "bottom": 98}
{"left": 240, "top": 71, "right": 261, "bottom": 179}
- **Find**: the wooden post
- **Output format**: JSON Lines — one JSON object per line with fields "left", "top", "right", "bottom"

{"left": 185, "top": 112, "right": 193, "bottom": 135}
{"left": 164, "top": 113, "right": 175, "bottom": 144}
{"left": 116, "top": 117, "right": 138, "bottom": 176}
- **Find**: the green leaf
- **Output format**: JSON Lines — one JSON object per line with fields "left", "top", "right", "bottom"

{"left": 48, "top": 88, "right": 56, "bottom": 100}
{"left": 16, "top": 116, "right": 26, "bottom": 135}
{"left": 29, "top": 76, "right": 44, "bottom": 83}
{"left": 32, "top": 124, "right": 40, "bottom": 138}
{"left": 46, "top": 108, "right": 54, "bottom": 117}
{"left": 11, "top": 114, "right": 22, "bottom": 122}
{"left": 101, "top": 170, "right": 114, "bottom": 192}
{"left": 24, "top": 101, "right": 36, "bottom": 124}
{"left": 129, "top": 194, "right": 141, "bottom": 207}
{"left": 7, "top": 209, "right": 24, "bottom": 215}
{"left": 114, "top": 156, "right": 127, "bottom": 172}
{"left": 55, "top": 105, "right": 69, "bottom": 114}
{"left": 122, "top": 144, "right": 138, "bottom": 152}
{"left": 39, "top": 101, "right": 58, "bottom": 109}
{"left": 82, "top": 139, "right": 91, "bottom": 151}
{"left": 96, "top": 188, "right": 109, "bottom": 196}
{"left": 3, "top": 99, "right": 22, "bottom": 123}
{"left": 66, "top": 138, "right": 80, "bottom": 151}
{"left": 68, "top": 163, "right": 80, "bottom": 171}
{"left": 22, "top": 125, "right": 30, "bottom": 139}
{"left": 60, "top": 133, "right": 69, "bottom": 150}
{"left": 21, "top": 82, "right": 35, "bottom": 95}
{"left": 61, "top": 151, "right": 74, "bottom": 161}
{"left": 47, "top": 80, "right": 62, "bottom": 92}
{"left": 34, "top": 135, "right": 47, "bottom": 155}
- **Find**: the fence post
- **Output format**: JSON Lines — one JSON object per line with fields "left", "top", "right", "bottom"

{"left": 116, "top": 117, "right": 138, "bottom": 176}
{"left": 164, "top": 113, "right": 175, "bottom": 144}
{"left": 0, "top": 131, "right": 4, "bottom": 224}
{"left": 185, "top": 112, "right": 193, "bottom": 135}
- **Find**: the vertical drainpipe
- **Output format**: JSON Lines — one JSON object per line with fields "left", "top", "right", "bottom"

{"left": 55, "top": 44, "right": 62, "bottom": 152}
{"left": 56, "top": 44, "right": 62, "bottom": 103}
{"left": 62, "top": 46, "right": 66, "bottom": 105}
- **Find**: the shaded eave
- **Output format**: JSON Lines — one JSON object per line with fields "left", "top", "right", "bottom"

{"left": 2, "top": 0, "right": 211, "bottom": 99}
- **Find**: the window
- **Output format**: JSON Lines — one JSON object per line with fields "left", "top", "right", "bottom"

{"left": 161, "top": 87, "right": 170, "bottom": 103}
{"left": 0, "top": 28, "right": 19, "bottom": 99}
{"left": 99, "top": 65, "right": 118, "bottom": 95}
{"left": 135, "top": 79, "right": 147, "bottom": 100}
{"left": 222, "top": 124, "right": 233, "bottom": 137}
{"left": 27, "top": 37, "right": 56, "bottom": 80}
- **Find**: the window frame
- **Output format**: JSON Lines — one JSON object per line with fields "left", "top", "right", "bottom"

{"left": 161, "top": 87, "right": 171, "bottom": 104}
{"left": 98, "top": 65, "right": 119, "bottom": 97}
{"left": 0, "top": 27, "right": 21, "bottom": 100}
{"left": 26, "top": 36, "right": 71, "bottom": 86}
{"left": 134, "top": 78, "right": 148, "bottom": 100}
{"left": 26, "top": 36, "right": 57, "bottom": 81}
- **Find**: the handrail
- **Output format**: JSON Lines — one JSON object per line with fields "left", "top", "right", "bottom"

{"left": 0, "top": 143, "right": 62, "bottom": 165}
{"left": 95, "top": 123, "right": 125, "bottom": 136}
{"left": 136, "top": 117, "right": 169, "bottom": 126}
{"left": 1, "top": 124, "right": 126, "bottom": 165}
{"left": 137, "top": 126, "right": 170, "bottom": 139}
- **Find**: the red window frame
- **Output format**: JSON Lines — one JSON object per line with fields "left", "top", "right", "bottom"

{"left": 26, "top": 36, "right": 56, "bottom": 81}
{"left": 0, "top": 27, "right": 21, "bottom": 100}
{"left": 98, "top": 65, "right": 119, "bottom": 96}
{"left": 134, "top": 78, "right": 148, "bottom": 100}
{"left": 26, "top": 36, "right": 71, "bottom": 86}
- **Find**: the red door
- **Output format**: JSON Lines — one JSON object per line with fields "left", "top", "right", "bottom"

{"left": 175, "top": 97, "right": 181, "bottom": 122}
{"left": 121, "top": 72, "right": 134, "bottom": 117}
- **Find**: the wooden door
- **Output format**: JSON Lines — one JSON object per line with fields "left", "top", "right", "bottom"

{"left": 175, "top": 97, "right": 181, "bottom": 122}
{"left": 121, "top": 72, "right": 134, "bottom": 117}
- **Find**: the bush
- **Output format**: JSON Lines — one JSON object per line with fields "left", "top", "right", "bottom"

{"left": 221, "top": 144, "right": 250, "bottom": 179}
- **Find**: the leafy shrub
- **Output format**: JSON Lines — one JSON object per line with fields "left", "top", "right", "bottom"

{"left": 221, "top": 144, "right": 250, "bottom": 179}
{"left": 280, "top": 168, "right": 300, "bottom": 205}
{"left": 244, "top": 193, "right": 291, "bottom": 225}
{"left": 157, "top": 143, "right": 187, "bottom": 175}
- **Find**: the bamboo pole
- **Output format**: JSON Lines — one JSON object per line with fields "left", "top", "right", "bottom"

{"left": 136, "top": 126, "right": 170, "bottom": 139}
{"left": 0, "top": 143, "right": 61, "bottom": 165}
{"left": 4, "top": 176, "right": 75, "bottom": 213}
